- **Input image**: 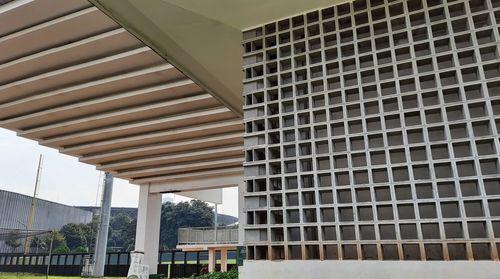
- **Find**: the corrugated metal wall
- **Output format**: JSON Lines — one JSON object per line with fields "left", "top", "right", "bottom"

{"left": 0, "top": 189, "right": 93, "bottom": 252}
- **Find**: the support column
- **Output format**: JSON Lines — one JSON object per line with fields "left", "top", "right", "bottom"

{"left": 208, "top": 248, "right": 216, "bottom": 273}
{"left": 93, "top": 172, "right": 113, "bottom": 277}
{"left": 220, "top": 249, "right": 228, "bottom": 272}
{"left": 237, "top": 180, "right": 245, "bottom": 246}
{"left": 134, "top": 184, "right": 162, "bottom": 274}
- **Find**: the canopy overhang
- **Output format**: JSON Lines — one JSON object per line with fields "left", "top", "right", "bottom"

{"left": 0, "top": 0, "right": 244, "bottom": 187}
{"left": 0, "top": 0, "right": 348, "bottom": 191}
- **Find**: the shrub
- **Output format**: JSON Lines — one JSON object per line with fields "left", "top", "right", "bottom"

{"left": 188, "top": 270, "right": 238, "bottom": 279}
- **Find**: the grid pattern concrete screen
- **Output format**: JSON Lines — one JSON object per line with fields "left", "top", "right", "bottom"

{"left": 242, "top": 0, "right": 500, "bottom": 261}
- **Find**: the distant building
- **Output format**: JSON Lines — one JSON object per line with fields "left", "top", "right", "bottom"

{"left": 0, "top": 189, "right": 92, "bottom": 253}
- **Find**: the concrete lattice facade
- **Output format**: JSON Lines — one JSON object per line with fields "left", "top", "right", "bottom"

{"left": 242, "top": 0, "right": 500, "bottom": 261}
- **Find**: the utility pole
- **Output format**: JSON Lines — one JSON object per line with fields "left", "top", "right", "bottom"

{"left": 92, "top": 172, "right": 113, "bottom": 277}
{"left": 214, "top": 203, "right": 218, "bottom": 242}
{"left": 25, "top": 154, "right": 43, "bottom": 254}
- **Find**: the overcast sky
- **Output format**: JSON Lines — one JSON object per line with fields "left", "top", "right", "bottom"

{"left": 0, "top": 128, "right": 238, "bottom": 217}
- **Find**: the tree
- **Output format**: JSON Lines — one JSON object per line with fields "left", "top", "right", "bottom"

{"left": 59, "top": 223, "right": 88, "bottom": 251}
{"left": 5, "top": 231, "right": 22, "bottom": 253}
{"left": 52, "top": 243, "right": 70, "bottom": 254}
{"left": 159, "top": 200, "right": 214, "bottom": 249}
{"left": 108, "top": 213, "right": 135, "bottom": 251}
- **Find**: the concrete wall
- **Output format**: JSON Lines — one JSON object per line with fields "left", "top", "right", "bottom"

{"left": 240, "top": 260, "right": 500, "bottom": 279}
{"left": 241, "top": 0, "right": 500, "bottom": 262}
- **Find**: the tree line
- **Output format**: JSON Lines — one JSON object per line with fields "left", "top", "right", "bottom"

{"left": 5, "top": 200, "right": 214, "bottom": 253}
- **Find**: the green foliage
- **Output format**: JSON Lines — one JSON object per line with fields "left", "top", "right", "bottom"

{"left": 59, "top": 223, "right": 90, "bottom": 251}
{"left": 108, "top": 212, "right": 136, "bottom": 251}
{"left": 52, "top": 243, "right": 70, "bottom": 254}
{"left": 160, "top": 200, "right": 214, "bottom": 249}
{"left": 49, "top": 231, "right": 66, "bottom": 251}
{"left": 44, "top": 199, "right": 215, "bottom": 252}
{"left": 5, "top": 231, "right": 22, "bottom": 252}
{"left": 72, "top": 246, "right": 88, "bottom": 253}
{"left": 188, "top": 270, "right": 238, "bottom": 279}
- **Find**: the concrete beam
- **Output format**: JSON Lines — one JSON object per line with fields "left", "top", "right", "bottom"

{"left": 179, "top": 188, "right": 223, "bottom": 204}
{"left": 80, "top": 131, "right": 243, "bottom": 165}
{"left": 0, "top": 78, "right": 196, "bottom": 126}
{"left": 133, "top": 167, "right": 243, "bottom": 185}
{"left": 148, "top": 173, "right": 242, "bottom": 193}
{"left": 97, "top": 145, "right": 242, "bottom": 171}
{"left": 118, "top": 157, "right": 243, "bottom": 180}
{"left": 37, "top": 107, "right": 234, "bottom": 145}
{"left": 0, "top": 46, "right": 158, "bottom": 103}
{"left": 62, "top": 119, "right": 242, "bottom": 155}
{"left": 0, "top": 6, "right": 117, "bottom": 64}
{"left": 0, "top": 64, "right": 176, "bottom": 118}
{"left": 0, "top": 28, "right": 140, "bottom": 85}
{"left": 14, "top": 93, "right": 216, "bottom": 133}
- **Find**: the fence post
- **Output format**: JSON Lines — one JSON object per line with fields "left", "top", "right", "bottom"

{"left": 183, "top": 252, "right": 187, "bottom": 278}
{"left": 45, "top": 231, "right": 54, "bottom": 279}
{"left": 196, "top": 251, "right": 200, "bottom": 276}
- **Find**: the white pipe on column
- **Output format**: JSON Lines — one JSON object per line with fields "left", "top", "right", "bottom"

{"left": 93, "top": 172, "right": 113, "bottom": 277}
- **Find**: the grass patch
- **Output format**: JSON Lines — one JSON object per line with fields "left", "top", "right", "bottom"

{"left": 182, "top": 270, "right": 238, "bottom": 279}
{"left": 0, "top": 273, "right": 123, "bottom": 279}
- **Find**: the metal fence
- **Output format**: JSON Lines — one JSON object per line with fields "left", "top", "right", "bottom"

{"left": 0, "top": 250, "right": 237, "bottom": 277}
{"left": 178, "top": 226, "right": 238, "bottom": 245}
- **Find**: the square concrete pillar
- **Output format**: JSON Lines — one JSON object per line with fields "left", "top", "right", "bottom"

{"left": 134, "top": 185, "right": 162, "bottom": 274}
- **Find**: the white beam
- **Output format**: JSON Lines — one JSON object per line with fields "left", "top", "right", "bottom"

{"left": 148, "top": 173, "right": 242, "bottom": 193}
{"left": 14, "top": 93, "right": 214, "bottom": 133}
{"left": 80, "top": 131, "right": 243, "bottom": 164}
{"left": 118, "top": 157, "right": 243, "bottom": 180}
{"left": 0, "top": 64, "right": 175, "bottom": 117}
{"left": 0, "top": 78, "right": 195, "bottom": 125}
{"left": 98, "top": 145, "right": 242, "bottom": 170}
{"left": 178, "top": 188, "right": 223, "bottom": 204}
{"left": 36, "top": 107, "right": 233, "bottom": 145}
{"left": 0, "top": 46, "right": 156, "bottom": 103}
{"left": 62, "top": 119, "right": 242, "bottom": 155}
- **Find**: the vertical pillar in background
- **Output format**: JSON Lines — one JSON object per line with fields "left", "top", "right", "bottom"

{"left": 237, "top": 180, "right": 245, "bottom": 246}
{"left": 220, "top": 249, "right": 228, "bottom": 272}
{"left": 134, "top": 184, "right": 162, "bottom": 274}
{"left": 214, "top": 203, "right": 218, "bottom": 242}
{"left": 208, "top": 248, "right": 216, "bottom": 273}
{"left": 93, "top": 172, "right": 114, "bottom": 277}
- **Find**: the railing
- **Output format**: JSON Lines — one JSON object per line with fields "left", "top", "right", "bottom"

{"left": 0, "top": 250, "right": 237, "bottom": 278}
{"left": 178, "top": 226, "right": 238, "bottom": 245}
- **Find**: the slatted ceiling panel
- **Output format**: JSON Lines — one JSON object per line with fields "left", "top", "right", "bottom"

{"left": 0, "top": 0, "right": 91, "bottom": 37}
{"left": 0, "top": 65, "right": 183, "bottom": 119}
{"left": 0, "top": 86, "right": 209, "bottom": 130}
{"left": 0, "top": 7, "right": 118, "bottom": 64}
{"left": 0, "top": 29, "right": 143, "bottom": 85}
{"left": 61, "top": 119, "right": 243, "bottom": 155}
{"left": 132, "top": 167, "right": 244, "bottom": 185}
{"left": 15, "top": 95, "right": 221, "bottom": 135}
{"left": 0, "top": 0, "right": 243, "bottom": 184}
{"left": 100, "top": 145, "right": 243, "bottom": 170}
{"left": 0, "top": 48, "right": 165, "bottom": 103}
{"left": 118, "top": 157, "right": 244, "bottom": 179}
{"left": 81, "top": 132, "right": 244, "bottom": 165}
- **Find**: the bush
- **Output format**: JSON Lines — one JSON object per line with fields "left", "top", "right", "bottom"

{"left": 188, "top": 270, "right": 238, "bottom": 279}
{"left": 72, "top": 246, "right": 88, "bottom": 253}
{"left": 52, "top": 244, "right": 70, "bottom": 254}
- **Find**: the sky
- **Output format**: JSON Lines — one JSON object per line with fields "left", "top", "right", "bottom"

{"left": 0, "top": 128, "right": 238, "bottom": 217}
